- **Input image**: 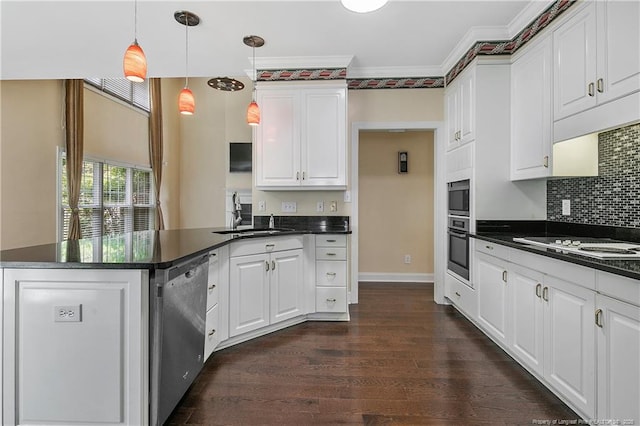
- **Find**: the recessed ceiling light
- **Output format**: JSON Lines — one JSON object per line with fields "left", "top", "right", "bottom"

{"left": 341, "top": 0, "right": 388, "bottom": 13}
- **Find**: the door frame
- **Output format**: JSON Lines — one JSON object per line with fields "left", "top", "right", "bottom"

{"left": 349, "top": 120, "right": 446, "bottom": 304}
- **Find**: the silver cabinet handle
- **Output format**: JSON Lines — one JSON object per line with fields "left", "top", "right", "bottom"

{"left": 296, "top": 171, "right": 300, "bottom": 181}
{"left": 265, "top": 261, "right": 270, "bottom": 272}
{"left": 595, "top": 309, "right": 604, "bottom": 328}
{"left": 326, "top": 272, "right": 337, "bottom": 277}
{"left": 485, "top": 245, "right": 494, "bottom": 250}
{"left": 302, "top": 171, "right": 306, "bottom": 180}
{"left": 455, "top": 291, "right": 461, "bottom": 297}
{"left": 543, "top": 156, "right": 549, "bottom": 168}
{"left": 271, "top": 260, "right": 276, "bottom": 271}
{"left": 502, "top": 270, "right": 508, "bottom": 283}
{"left": 265, "top": 244, "right": 275, "bottom": 251}
{"left": 597, "top": 78, "right": 604, "bottom": 93}
{"left": 209, "top": 252, "right": 217, "bottom": 258}
{"left": 535, "top": 283, "right": 542, "bottom": 298}
{"left": 208, "top": 329, "right": 216, "bottom": 337}
{"left": 327, "top": 239, "right": 337, "bottom": 243}
{"left": 588, "top": 82, "right": 595, "bottom": 97}
{"left": 542, "top": 286, "right": 549, "bottom": 302}
{"left": 326, "top": 252, "right": 337, "bottom": 256}
{"left": 326, "top": 298, "right": 337, "bottom": 303}
{"left": 208, "top": 284, "right": 216, "bottom": 290}
{"left": 185, "top": 270, "right": 195, "bottom": 279}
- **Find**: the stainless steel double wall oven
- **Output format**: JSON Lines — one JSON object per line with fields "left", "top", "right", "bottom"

{"left": 447, "top": 179, "right": 470, "bottom": 281}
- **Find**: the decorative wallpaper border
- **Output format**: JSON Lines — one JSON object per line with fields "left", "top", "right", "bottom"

{"left": 254, "top": 0, "right": 576, "bottom": 89}
{"left": 445, "top": 0, "right": 575, "bottom": 84}
{"left": 257, "top": 68, "right": 347, "bottom": 81}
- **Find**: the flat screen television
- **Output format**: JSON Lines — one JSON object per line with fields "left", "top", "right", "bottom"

{"left": 229, "top": 142, "right": 252, "bottom": 172}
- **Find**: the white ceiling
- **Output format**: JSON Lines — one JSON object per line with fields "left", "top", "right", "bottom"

{"left": 0, "top": 0, "right": 549, "bottom": 81}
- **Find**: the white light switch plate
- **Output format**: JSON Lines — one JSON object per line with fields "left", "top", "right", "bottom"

{"left": 258, "top": 200, "right": 266, "bottom": 212}
{"left": 316, "top": 201, "right": 324, "bottom": 212}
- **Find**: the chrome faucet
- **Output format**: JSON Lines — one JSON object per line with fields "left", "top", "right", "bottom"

{"left": 231, "top": 192, "right": 242, "bottom": 229}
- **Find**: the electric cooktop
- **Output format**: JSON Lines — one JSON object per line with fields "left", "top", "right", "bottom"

{"left": 513, "top": 237, "right": 640, "bottom": 260}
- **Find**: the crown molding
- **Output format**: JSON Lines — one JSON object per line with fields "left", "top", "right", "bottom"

{"left": 252, "top": 55, "right": 354, "bottom": 71}
{"left": 441, "top": 25, "right": 511, "bottom": 74}
{"left": 507, "top": 0, "right": 556, "bottom": 38}
{"left": 347, "top": 65, "right": 442, "bottom": 79}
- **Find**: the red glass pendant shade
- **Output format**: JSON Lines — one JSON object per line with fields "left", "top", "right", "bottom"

{"left": 123, "top": 41, "right": 147, "bottom": 82}
{"left": 247, "top": 101, "right": 260, "bottom": 126}
{"left": 179, "top": 88, "right": 195, "bottom": 115}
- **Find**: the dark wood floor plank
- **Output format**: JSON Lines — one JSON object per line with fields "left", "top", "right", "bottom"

{"left": 165, "top": 282, "right": 580, "bottom": 425}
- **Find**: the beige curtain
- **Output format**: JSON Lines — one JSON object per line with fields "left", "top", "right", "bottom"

{"left": 149, "top": 78, "right": 165, "bottom": 230}
{"left": 64, "top": 79, "right": 84, "bottom": 240}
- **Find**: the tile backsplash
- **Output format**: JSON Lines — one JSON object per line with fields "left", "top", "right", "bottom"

{"left": 547, "top": 123, "right": 640, "bottom": 227}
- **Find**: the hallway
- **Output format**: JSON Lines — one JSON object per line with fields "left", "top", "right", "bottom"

{"left": 167, "top": 282, "right": 578, "bottom": 425}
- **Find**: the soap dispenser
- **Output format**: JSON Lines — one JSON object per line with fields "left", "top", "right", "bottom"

{"left": 268, "top": 214, "right": 275, "bottom": 229}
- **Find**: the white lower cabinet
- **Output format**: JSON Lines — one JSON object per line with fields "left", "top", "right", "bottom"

{"left": 543, "top": 275, "right": 596, "bottom": 418}
{"left": 314, "top": 235, "right": 348, "bottom": 315}
{"left": 476, "top": 252, "right": 509, "bottom": 344}
{"left": 205, "top": 248, "right": 228, "bottom": 360}
{"left": 229, "top": 237, "right": 304, "bottom": 338}
{"left": 595, "top": 272, "right": 640, "bottom": 423}
{"left": 2, "top": 268, "right": 148, "bottom": 426}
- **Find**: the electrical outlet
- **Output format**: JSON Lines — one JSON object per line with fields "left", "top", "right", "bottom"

{"left": 562, "top": 199, "right": 571, "bottom": 216}
{"left": 330, "top": 201, "right": 338, "bottom": 212}
{"left": 54, "top": 304, "right": 82, "bottom": 322}
{"left": 281, "top": 201, "right": 297, "bottom": 213}
{"left": 344, "top": 190, "right": 351, "bottom": 202}
{"left": 258, "top": 200, "right": 266, "bottom": 212}
{"left": 404, "top": 255, "right": 411, "bottom": 264}
{"left": 316, "top": 201, "right": 324, "bottom": 212}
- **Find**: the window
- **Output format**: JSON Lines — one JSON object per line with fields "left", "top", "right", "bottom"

{"left": 84, "top": 78, "right": 150, "bottom": 112}
{"left": 60, "top": 154, "right": 155, "bottom": 240}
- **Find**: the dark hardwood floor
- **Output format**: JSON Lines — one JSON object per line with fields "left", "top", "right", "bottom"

{"left": 166, "top": 282, "right": 579, "bottom": 425}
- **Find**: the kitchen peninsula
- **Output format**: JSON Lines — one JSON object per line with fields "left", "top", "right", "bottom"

{"left": 0, "top": 217, "right": 350, "bottom": 426}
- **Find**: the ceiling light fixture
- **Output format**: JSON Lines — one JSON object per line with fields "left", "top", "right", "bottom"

{"left": 123, "top": 0, "right": 147, "bottom": 82}
{"left": 175, "top": 10, "right": 199, "bottom": 115}
{"left": 244, "top": 35, "right": 264, "bottom": 126}
{"left": 341, "top": 0, "right": 388, "bottom": 13}
{"left": 207, "top": 77, "right": 245, "bottom": 92}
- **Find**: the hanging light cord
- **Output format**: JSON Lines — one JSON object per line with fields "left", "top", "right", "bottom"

{"left": 185, "top": 12, "right": 190, "bottom": 87}
{"left": 133, "top": 0, "right": 138, "bottom": 43}
{"left": 252, "top": 41, "right": 256, "bottom": 100}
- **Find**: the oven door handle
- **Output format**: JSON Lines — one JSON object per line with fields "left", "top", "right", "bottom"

{"left": 447, "top": 229, "right": 468, "bottom": 238}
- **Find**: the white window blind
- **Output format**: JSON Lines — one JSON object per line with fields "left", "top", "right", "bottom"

{"left": 60, "top": 154, "right": 155, "bottom": 240}
{"left": 84, "top": 78, "right": 150, "bottom": 112}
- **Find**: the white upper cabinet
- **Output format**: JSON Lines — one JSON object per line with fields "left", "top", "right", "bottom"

{"left": 553, "top": 0, "right": 640, "bottom": 122}
{"left": 511, "top": 34, "right": 553, "bottom": 180}
{"left": 445, "top": 66, "right": 475, "bottom": 151}
{"left": 255, "top": 82, "right": 347, "bottom": 190}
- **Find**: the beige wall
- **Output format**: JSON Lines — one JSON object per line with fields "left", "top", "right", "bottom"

{"left": 359, "top": 131, "right": 434, "bottom": 274}
{"left": 0, "top": 80, "right": 64, "bottom": 249}
{"left": 160, "top": 78, "right": 183, "bottom": 229}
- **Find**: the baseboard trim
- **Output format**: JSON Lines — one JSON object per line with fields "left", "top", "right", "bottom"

{"left": 358, "top": 272, "right": 434, "bottom": 283}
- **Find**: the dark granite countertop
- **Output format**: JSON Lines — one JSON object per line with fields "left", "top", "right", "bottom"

{"left": 0, "top": 218, "right": 351, "bottom": 270}
{"left": 473, "top": 221, "right": 640, "bottom": 281}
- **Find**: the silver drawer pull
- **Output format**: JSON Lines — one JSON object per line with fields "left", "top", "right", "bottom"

{"left": 265, "top": 261, "right": 270, "bottom": 272}
{"left": 326, "top": 239, "right": 337, "bottom": 243}
{"left": 208, "top": 329, "right": 216, "bottom": 337}
{"left": 208, "top": 284, "right": 216, "bottom": 290}
{"left": 209, "top": 253, "right": 217, "bottom": 258}
{"left": 266, "top": 244, "right": 275, "bottom": 250}
{"left": 326, "top": 298, "right": 337, "bottom": 303}
{"left": 455, "top": 292, "right": 461, "bottom": 297}
{"left": 485, "top": 245, "right": 493, "bottom": 250}
{"left": 326, "top": 272, "right": 337, "bottom": 277}
{"left": 272, "top": 260, "right": 276, "bottom": 271}
{"left": 185, "top": 270, "right": 195, "bottom": 279}
{"left": 326, "top": 252, "right": 336, "bottom": 256}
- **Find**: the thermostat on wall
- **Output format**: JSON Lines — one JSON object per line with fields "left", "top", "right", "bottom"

{"left": 398, "top": 151, "right": 408, "bottom": 174}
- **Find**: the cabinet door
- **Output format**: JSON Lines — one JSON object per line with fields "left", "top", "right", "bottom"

{"left": 445, "top": 83, "right": 460, "bottom": 150}
{"left": 229, "top": 253, "right": 270, "bottom": 337}
{"left": 543, "top": 275, "right": 596, "bottom": 418}
{"left": 510, "top": 264, "right": 544, "bottom": 376}
{"left": 270, "top": 249, "right": 304, "bottom": 323}
{"left": 476, "top": 252, "right": 509, "bottom": 344}
{"left": 596, "top": 0, "right": 640, "bottom": 104}
{"left": 511, "top": 36, "right": 552, "bottom": 180}
{"left": 301, "top": 88, "right": 346, "bottom": 187}
{"left": 553, "top": 3, "right": 598, "bottom": 120}
{"left": 458, "top": 69, "right": 475, "bottom": 144}
{"left": 255, "top": 89, "right": 301, "bottom": 187}
{"left": 204, "top": 304, "right": 220, "bottom": 360}
{"left": 596, "top": 295, "right": 640, "bottom": 423}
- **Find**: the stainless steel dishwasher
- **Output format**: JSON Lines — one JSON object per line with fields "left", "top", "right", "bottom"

{"left": 150, "top": 254, "right": 208, "bottom": 426}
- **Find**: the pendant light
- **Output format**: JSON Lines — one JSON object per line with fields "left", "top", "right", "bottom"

{"left": 175, "top": 10, "right": 199, "bottom": 115}
{"left": 244, "top": 35, "right": 264, "bottom": 126}
{"left": 341, "top": 0, "right": 388, "bottom": 13}
{"left": 123, "top": 0, "right": 147, "bottom": 82}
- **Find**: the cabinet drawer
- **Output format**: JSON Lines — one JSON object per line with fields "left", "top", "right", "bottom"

{"left": 316, "top": 247, "right": 347, "bottom": 261}
{"left": 316, "top": 260, "right": 347, "bottom": 287}
{"left": 204, "top": 304, "right": 220, "bottom": 360}
{"left": 316, "top": 287, "right": 348, "bottom": 313}
{"left": 597, "top": 271, "right": 640, "bottom": 307}
{"left": 230, "top": 236, "right": 303, "bottom": 257}
{"left": 446, "top": 273, "right": 477, "bottom": 318}
{"left": 206, "top": 278, "right": 219, "bottom": 311}
{"left": 475, "top": 240, "right": 510, "bottom": 260}
{"left": 316, "top": 235, "right": 347, "bottom": 247}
